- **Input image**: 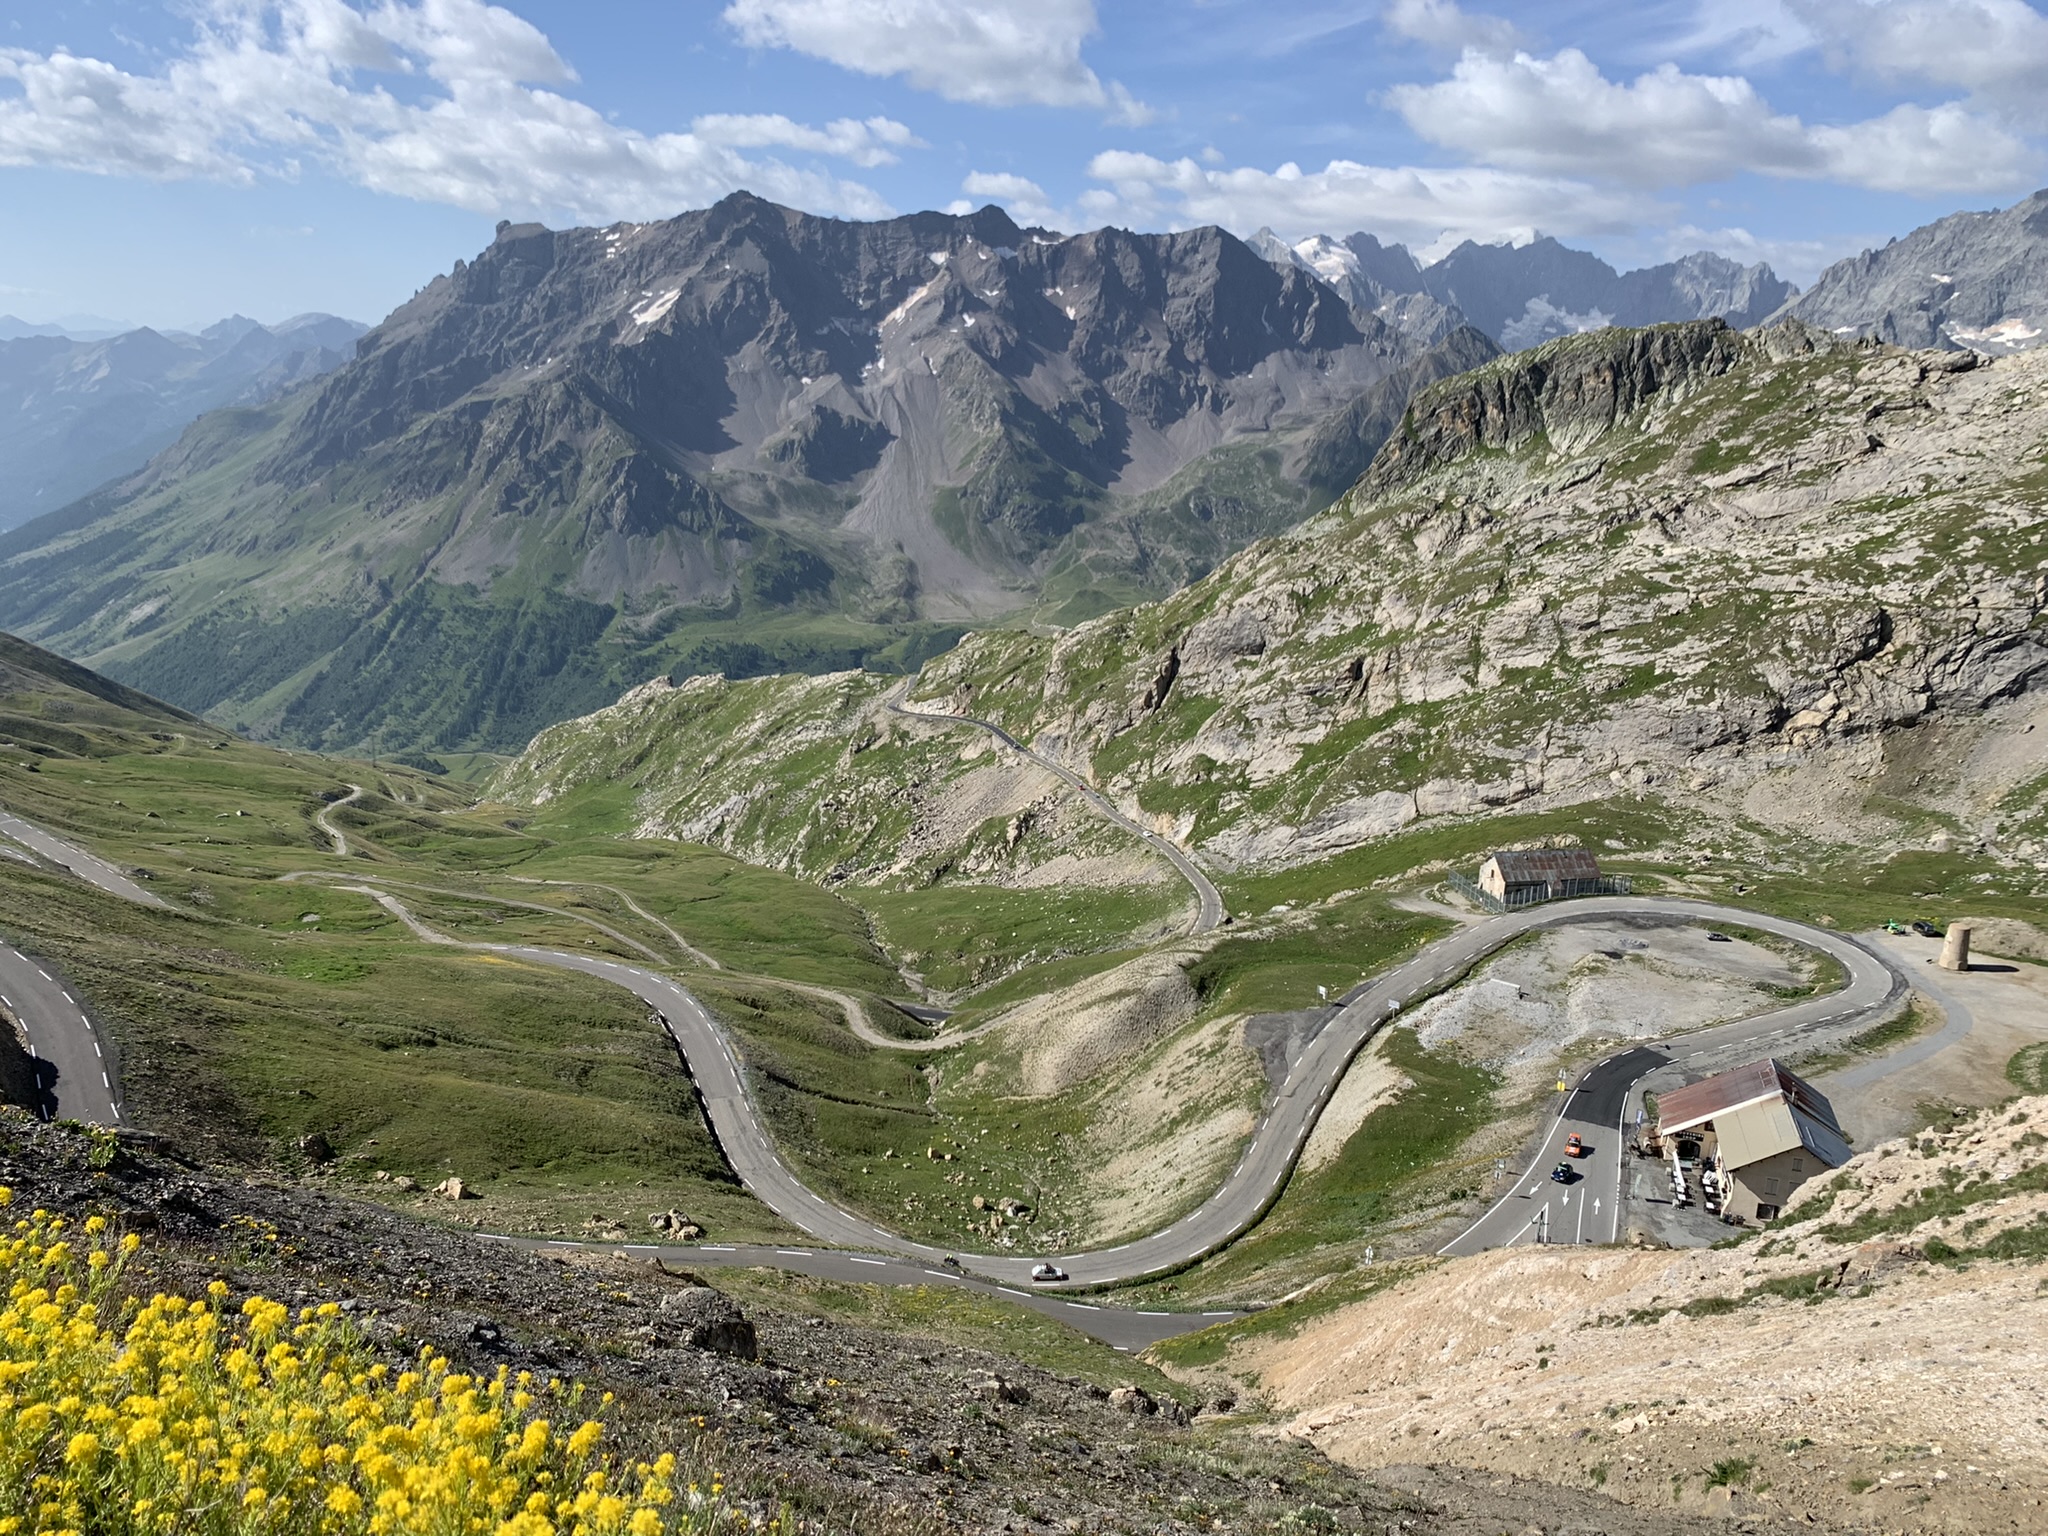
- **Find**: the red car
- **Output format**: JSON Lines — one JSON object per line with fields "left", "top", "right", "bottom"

{"left": 1563, "top": 1133, "right": 1587, "bottom": 1158}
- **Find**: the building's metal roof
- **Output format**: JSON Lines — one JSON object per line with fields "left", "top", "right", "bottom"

{"left": 1484, "top": 848, "right": 1602, "bottom": 883}
{"left": 1654, "top": 1058, "right": 1843, "bottom": 1139}
{"left": 1713, "top": 1099, "right": 1854, "bottom": 1173}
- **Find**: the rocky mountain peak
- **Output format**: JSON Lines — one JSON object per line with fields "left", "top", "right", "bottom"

{"left": 1780, "top": 185, "right": 2048, "bottom": 353}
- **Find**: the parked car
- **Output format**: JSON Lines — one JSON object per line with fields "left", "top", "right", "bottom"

{"left": 1549, "top": 1162, "right": 1576, "bottom": 1184}
{"left": 1563, "top": 1133, "right": 1586, "bottom": 1157}
{"left": 1911, "top": 919, "right": 1943, "bottom": 938}
{"left": 1029, "top": 1262, "right": 1067, "bottom": 1283}
{"left": 1706, "top": 931, "right": 1731, "bottom": 942}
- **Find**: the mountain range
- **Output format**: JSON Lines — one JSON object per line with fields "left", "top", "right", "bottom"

{"left": 0, "top": 313, "right": 365, "bottom": 531}
{"left": 1782, "top": 185, "right": 2048, "bottom": 353}
{"left": 2, "top": 186, "right": 2046, "bottom": 760}
{"left": 496, "top": 315, "right": 2048, "bottom": 893}
{"left": 1246, "top": 229, "right": 1797, "bottom": 351}
{"left": 0, "top": 194, "right": 1499, "bottom": 753}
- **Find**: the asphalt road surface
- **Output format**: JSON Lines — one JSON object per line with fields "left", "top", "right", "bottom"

{"left": 483, "top": 1235, "right": 1233, "bottom": 1349}
{"left": 0, "top": 942, "right": 121, "bottom": 1124}
{"left": 888, "top": 696, "right": 1227, "bottom": 935}
{"left": 0, "top": 808, "right": 156, "bottom": 1123}
{"left": 0, "top": 810, "right": 167, "bottom": 907}
{"left": 1440, "top": 915, "right": 1906, "bottom": 1255}
{"left": 494, "top": 897, "right": 1900, "bottom": 1288}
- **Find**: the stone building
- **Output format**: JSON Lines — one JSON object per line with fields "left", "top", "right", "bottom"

{"left": 1476, "top": 847, "right": 1604, "bottom": 905}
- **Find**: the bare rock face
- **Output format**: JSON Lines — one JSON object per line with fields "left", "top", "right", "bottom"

{"left": 656, "top": 1285, "right": 758, "bottom": 1360}
{"left": 1783, "top": 185, "right": 2048, "bottom": 354}
{"left": 1364, "top": 319, "right": 1749, "bottom": 491}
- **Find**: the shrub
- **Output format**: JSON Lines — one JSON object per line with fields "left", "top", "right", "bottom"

{"left": 0, "top": 1189, "right": 774, "bottom": 1535}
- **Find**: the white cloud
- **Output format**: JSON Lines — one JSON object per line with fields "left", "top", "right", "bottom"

{"left": 692, "top": 113, "right": 923, "bottom": 168}
{"left": 1382, "top": 0, "right": 1525, "bottom": 54}
{"left": 721, "top": 0, "right": 1152, "bottom": 123}
{"left": 1078, "top": 150, "right": 1651, "bottom": 256}
{"left": 0, "top": 0, "right": 909, "bottom": 223}
{"left": 1790, "top": 0, "right": 2048, "bottom": 122}
{"left": 1388, "top": 44, "right": 2034, "bottom": 193}
{"left": 958, "top": 170, "right": 1063, "bottom": 226}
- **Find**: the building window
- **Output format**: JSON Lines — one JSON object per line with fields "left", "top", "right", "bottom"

{"left": 1790, "top": 1158, "right": 1804, "bottom": 1173}
{"left": 1765, "top": 1177, "right": 1780, "bottom": 1194}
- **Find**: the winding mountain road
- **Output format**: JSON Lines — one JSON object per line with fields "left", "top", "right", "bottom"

{"left": 888, "top": 694, "right": 1227, "bottom": 935}
{"left": 2, "top": 798, "right": 1913, "bottom": 1301}
{"left": 315, "top": 785, "right": 364, "bottom": 856}
{"left": 349, "top": 883, "right": 1906, "bottom": 1289}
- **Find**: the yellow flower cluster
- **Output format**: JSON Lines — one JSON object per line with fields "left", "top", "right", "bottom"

{"left": 0, "top": 1189, "right": 783, "bottom": 1536}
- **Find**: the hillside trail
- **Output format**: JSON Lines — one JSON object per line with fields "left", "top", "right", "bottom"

{"left": 885, "top": 687, "right": 1228, "bottom": 935}
{"left": 292, "top": 865, "right": 993, "bottom": 1052}
{"left": 313, "top": 784, "right": 363, "bottom": 856}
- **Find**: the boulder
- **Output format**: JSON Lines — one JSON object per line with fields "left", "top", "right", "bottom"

{"left": 970, "top": 1375, "right": 1030, "bottom": 1405}
{"left": 298, "top": 1132, "right": 334, "bottom": 1163}
{"left": 656, "top": 1286, "right": 757, "bottom": 1360}
{"left": 433, "top": 1176, "right": 470, "bottom": 1201}
{"left": 1108, "top": 1386, "right": 1155, "bottom": 1415}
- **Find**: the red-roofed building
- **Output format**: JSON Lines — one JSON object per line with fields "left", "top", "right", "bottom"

{"left": 1653, "top": 1059, "right": 1851, "bottom": 1223}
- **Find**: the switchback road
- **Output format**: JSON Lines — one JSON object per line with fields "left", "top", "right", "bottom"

{"left": 2, "top": 799, "right": 1911, "bottom": 1294}
{"left": 359, "top": 885, "right": 1903, "bottom": 1286}
{"left": 1440, "top": 916, "right": 1907, "bottom": 1255}
{"left": 888, "top": 694, "right": 1227, "bottom": 935}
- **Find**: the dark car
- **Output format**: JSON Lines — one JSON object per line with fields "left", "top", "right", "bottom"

{"left": 1911, "top": 920, "right": 1943, "bottom": 938}
{"left": 1549, "top": 1161, "right": 1576, "bottom": 1184}
{"left": 1706, "top": 931, "right": 1731, "bottom": 942}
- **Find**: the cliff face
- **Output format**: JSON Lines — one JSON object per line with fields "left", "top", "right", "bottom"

{"left": 495, "top": 320, "right": 2048, "bottom": 892}
{"left": 1363, "top": 320, "right": 1751, "bottom": 491}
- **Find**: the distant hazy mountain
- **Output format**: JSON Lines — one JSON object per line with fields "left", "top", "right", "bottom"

{"left": 0, "top": 194, "right": 1493, "bottom": 754}
{"left": 1780, "top": 186, "right": 2048, "bottom": 353}
{"left": 0, "top": 314, "right": 137, "bottom": 342}
{"left": 1250, "top": 230, "right": 1796, "bottom": 352}
{"left": 0, "top": 313, "right": 365, "bottom": 530}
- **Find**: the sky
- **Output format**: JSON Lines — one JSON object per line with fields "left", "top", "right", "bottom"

{"left": 2, "top": 0, "right": 2045, "bottom": 330}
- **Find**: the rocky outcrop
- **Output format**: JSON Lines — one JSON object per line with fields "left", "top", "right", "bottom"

{"left": 495, "top": 325, "right": 2048, "bottom": 894}
{"left": 1363, "top": 320, "right": 1748, "bottom": 491}
{"left": 656, "top": 1285, "right": 758, "bottom": 1359}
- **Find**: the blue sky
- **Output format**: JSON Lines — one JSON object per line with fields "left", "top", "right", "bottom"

{"left": 3, "top": 0, "right": 2045, "bottom": 329}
